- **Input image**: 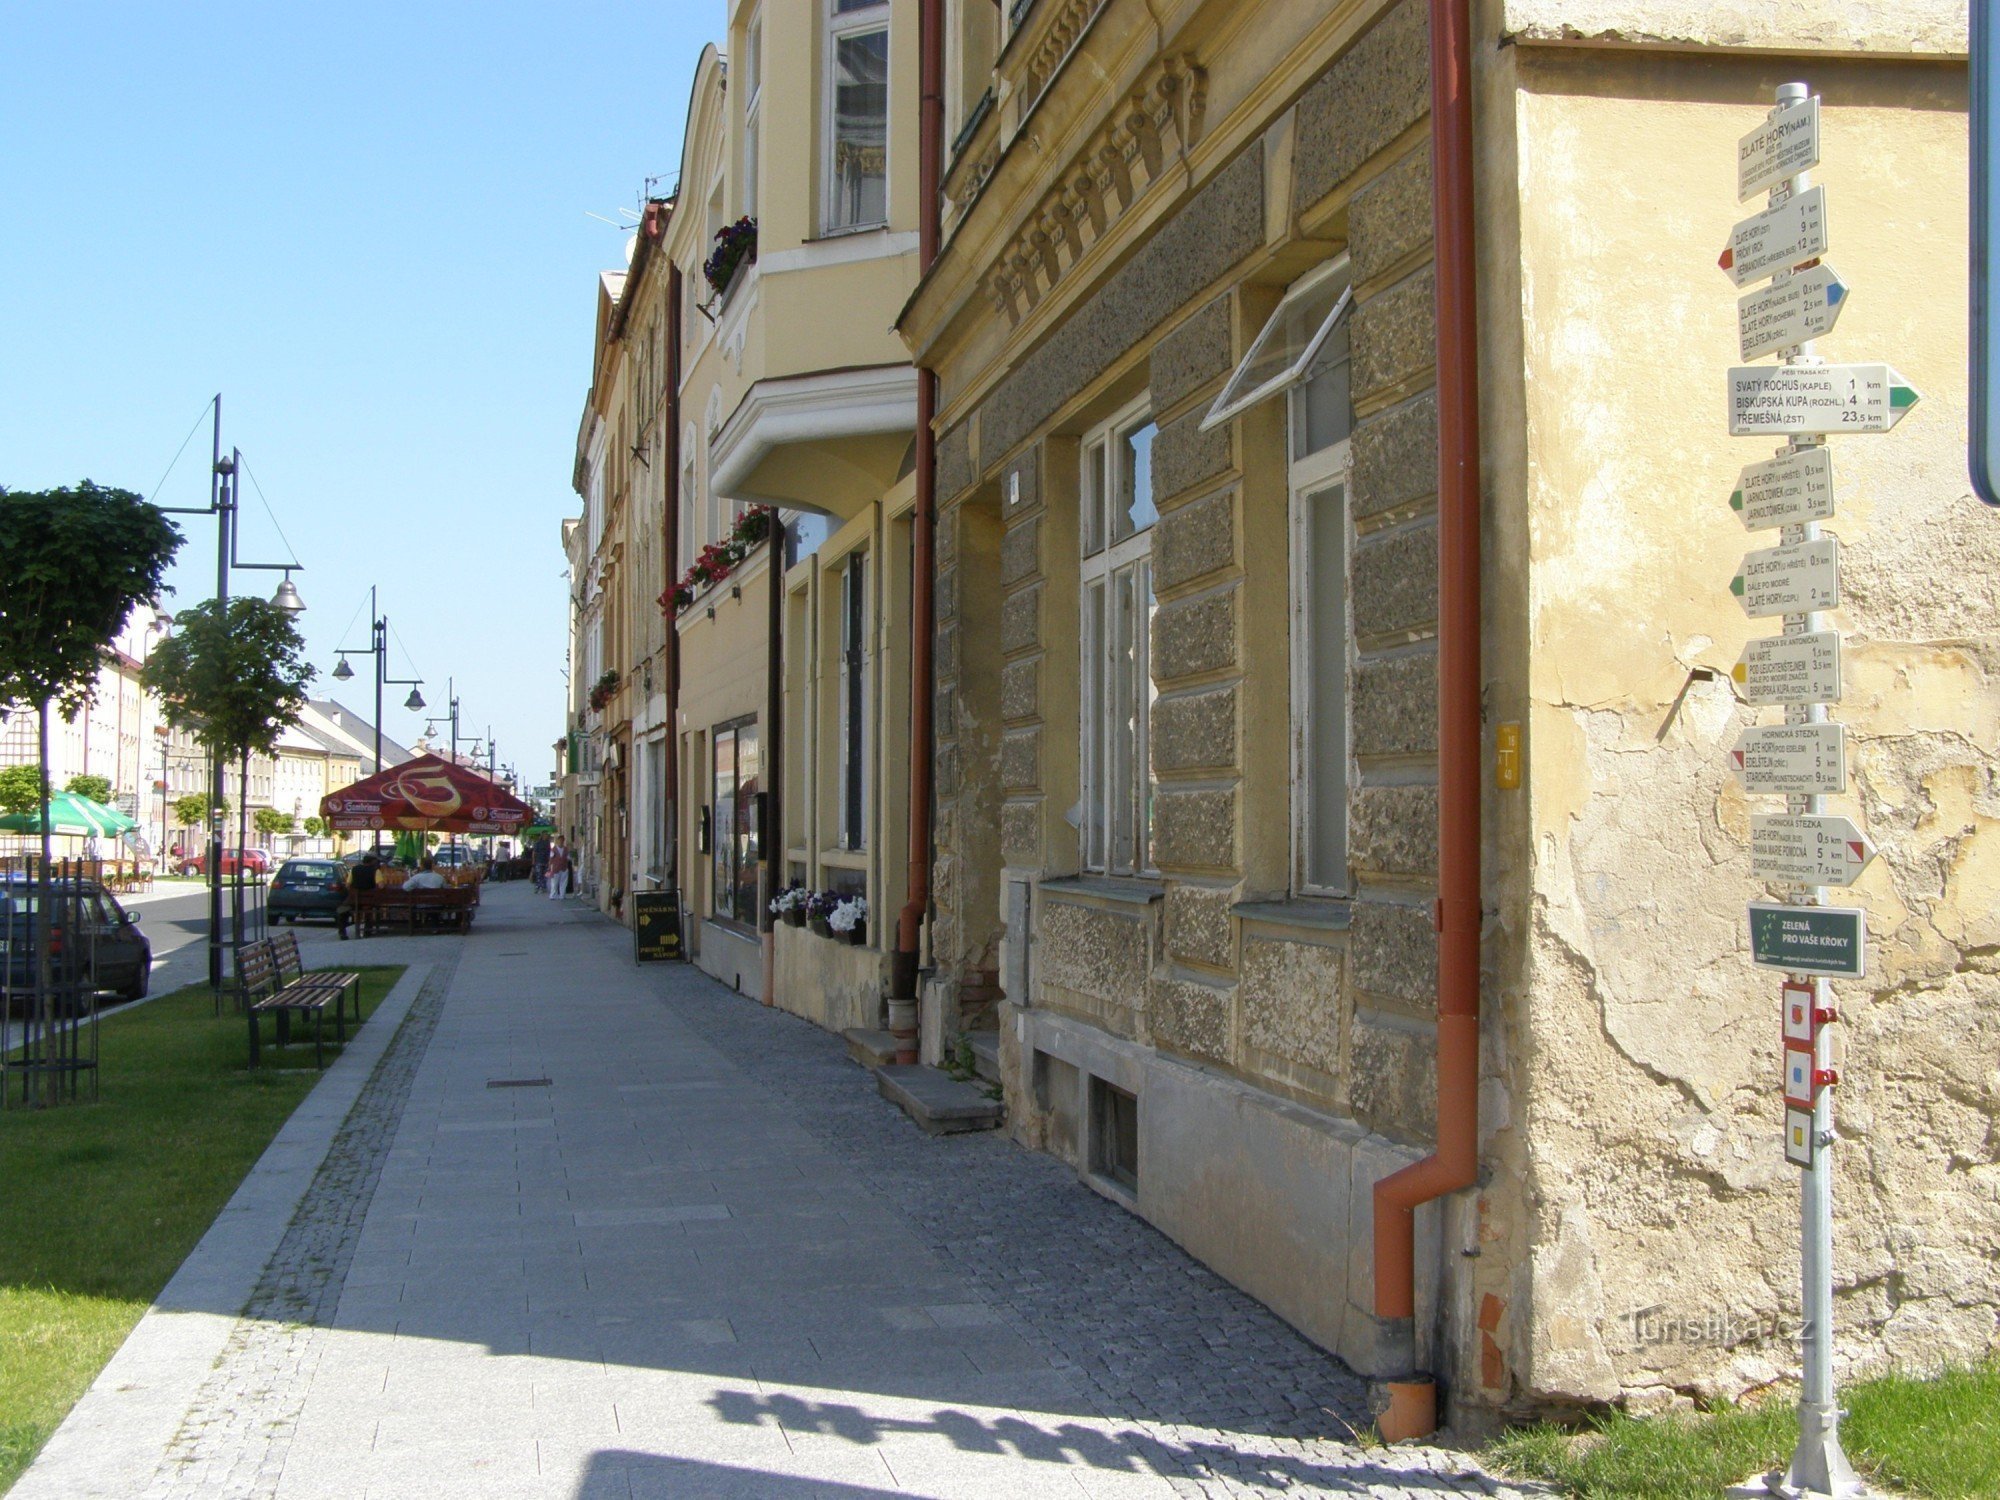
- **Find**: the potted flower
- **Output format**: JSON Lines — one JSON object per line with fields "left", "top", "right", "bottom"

{"left": 703, "top": 216, "right": 758, "bottom": 300}
{"left": 828, "top": 894, "right": 868, "bottom": 947}
{"left": 806, "top": 888, "right": 839, "bottom": 937}
{"left": 769, "top": 883, "right": 808, "bottom": 928}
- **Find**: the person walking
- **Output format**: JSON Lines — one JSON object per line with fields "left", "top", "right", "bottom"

{"left": 531, "top": 835, "right": 550, "bottom": 893}
{"left": 338, "top": 853, "right": 380, "bottom": 940}
{"left": 546, "top": 841, "right": 570, "bottom": 900}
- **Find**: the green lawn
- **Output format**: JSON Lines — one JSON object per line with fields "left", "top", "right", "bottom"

{"left": 0, "top": 965, "right": 404, "bottom": 1492}
{"left": 1490, "top": 1360, "right": 2000, "bottom": 1498}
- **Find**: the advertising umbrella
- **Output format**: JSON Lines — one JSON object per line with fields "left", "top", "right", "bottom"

{"left": 320, "top": 754, "right": 535, "bottom": 836}
{"left": 0, "top": 789, "right": 139, "bottom": 837}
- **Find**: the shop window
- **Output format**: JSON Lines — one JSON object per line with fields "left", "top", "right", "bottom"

{"left": 825, "top": 0, "right": 889, "bottom": 233}
{"left": 711, "top": 717, "right": 760, "bottom": 927}
{"left": 1079, "top": 397, "right": 1157, "bottom": 876}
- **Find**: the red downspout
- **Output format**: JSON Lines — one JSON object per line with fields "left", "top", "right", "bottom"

{"left": 1371, "top": 0, "right": 1480, "bottom": 1442}
{"left": 892, "top": 0, "right": 944, "bottom": 1064}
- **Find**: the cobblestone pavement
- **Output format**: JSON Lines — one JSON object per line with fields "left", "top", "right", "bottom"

{"left": 20, "top": 887, "right": 1546, "bottom": 1499}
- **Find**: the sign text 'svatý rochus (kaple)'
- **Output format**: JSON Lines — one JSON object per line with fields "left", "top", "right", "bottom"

{"left": 1728, "top": 364, "right": 1921, "bottom": 435}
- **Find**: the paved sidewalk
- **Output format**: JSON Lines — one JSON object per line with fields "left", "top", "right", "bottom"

{"left": 16, "top": 885, "right": 1541, "bottom": 1499}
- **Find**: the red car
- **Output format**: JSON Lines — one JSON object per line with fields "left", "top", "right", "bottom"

{"left": 179, "top": 847, "right": 273, "bottom": 878}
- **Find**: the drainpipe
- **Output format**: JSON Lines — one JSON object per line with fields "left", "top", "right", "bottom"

{"left": 762, "top": 513, "right": 784, "bottom": 1006}
{"left": 1370, "top": 0, "right": 1480, "bottom": 1444}
{"left": 891, "top": 0, "right": 944, "bottom": 1065}
{"left": 665, "top": 261, "right": 683, "bottom": 918}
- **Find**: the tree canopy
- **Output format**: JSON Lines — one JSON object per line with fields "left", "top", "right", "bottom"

{"left": 173, "top": 792, "right": 227, "bottom": 829}
{"left": 63, "top": 772, "right": 113, "bottom": 805}
{"left": 143, "top": 598, "right": 315, "bottom": 763}
{"left": 0, "top": 763, "right": 49, "bottom": 816}
{"left": 0, "top": 483, "right": 181, "bottom": 717}
{"left": 253, "top": 807, "right": 295, "bottom": 837}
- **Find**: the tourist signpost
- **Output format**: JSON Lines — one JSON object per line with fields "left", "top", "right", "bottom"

{"left": 1721, "top": 83, "right": 1916, "bottom": 1498}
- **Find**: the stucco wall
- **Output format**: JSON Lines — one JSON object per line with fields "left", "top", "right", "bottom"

{"left": 1502, "top": 48, "right": 1998, "bottom": 1408}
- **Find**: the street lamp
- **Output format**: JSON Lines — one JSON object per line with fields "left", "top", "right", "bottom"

{"left": 155, "top": 397, "right": 308, "bottom": 992}
{"left": 332, "top": 586, "right": 424, "bottom": 775}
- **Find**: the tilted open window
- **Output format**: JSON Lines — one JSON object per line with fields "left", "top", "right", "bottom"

{"left": 1199, "top": 258, "right": 1353, "bottom": 432}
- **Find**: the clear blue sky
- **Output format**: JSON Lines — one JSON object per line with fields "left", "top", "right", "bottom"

{"left": 1, "top": 1, "right": 714, "bottom": 791}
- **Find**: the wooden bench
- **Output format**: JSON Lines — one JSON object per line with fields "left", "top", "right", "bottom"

{"left": 236, "top": 939, "right": 346, "bottom": 1069}
{"left": 271, "top": 930, "right": 362, "bottom": 1032}
{"left": 353, "top": 885, "right": 477, "bottom": 935}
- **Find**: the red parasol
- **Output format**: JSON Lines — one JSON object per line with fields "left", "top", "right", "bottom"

{"left": 320, "top": 754, "right": 536, "bottom": 835}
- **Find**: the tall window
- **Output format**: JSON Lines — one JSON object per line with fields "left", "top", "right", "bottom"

{"left": 1079, "top": 398, "right": 1158, "bottom": 876}
{"left": 679, "top": 432, "right": 698, "bottom": 571}
{"left": 712, "top": 718, "right": 760, "bottom": 926}
{"left": 824, "top": 0, "right": 889, "bottom": 233}
{"left": 742, "top": 11, "right": 763, "bottom": 218}
{"left": 838, "top": 551, "right": 868, "bottom": 850}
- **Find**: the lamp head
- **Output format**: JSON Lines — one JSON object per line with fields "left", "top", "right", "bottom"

{"left": 404, "top": 687, "right": 427, "bottom": 712}
{"left": 331, "top": 657, "right": 354, "bottom": 682}
{"left": 270, "top": 573, "right": 306, "bottom": 616}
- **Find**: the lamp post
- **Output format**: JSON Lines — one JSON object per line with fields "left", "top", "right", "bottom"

{"left": 156, "top": 398, "right": 307, "bottom": 992}
{"left": 332, "top": 586, "right": 425, "bottom": 776}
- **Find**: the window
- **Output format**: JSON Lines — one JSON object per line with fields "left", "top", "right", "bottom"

{"left": 678, "top": 431, "right": 698, "bottom": 571}
{"left": 838, "top": 551, "right": 868, "bottom": 850}
{"left": 1287, "top": 266, "right": 1355, "bottom": 895}
{"left": 742, "top": 11, "right": 763, "bottom": 218}
{"left": 1090, "top": 1077, "right": 1139, "bottom": 1191}
{"left": 711, "top": 718, "right": 760, "bottom": 926}
{"left": 824, "top": 0, "right": 889, "bottom": 233}
{"left": 1079, "top": 398, "right": 1158, "bottom": 876}
{"left": 1200, "top": 259, "right": 1353, "bottom": 432}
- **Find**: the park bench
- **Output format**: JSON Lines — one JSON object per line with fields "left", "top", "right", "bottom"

{"left": 270, "top": 930, "right": 362, "bottom": 1032}
{"left": 235, "top": 938, "right": 349, "bottom": 1069}
{"left": 352, "top": 885, "right": 478, "bottom": 936}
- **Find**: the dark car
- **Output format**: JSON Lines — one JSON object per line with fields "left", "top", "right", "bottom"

{"left": 1, "top": 877, "right": 152, "bottom": 1009}
{"left": 269, "top": 859, "right": 346, "bottom": 924}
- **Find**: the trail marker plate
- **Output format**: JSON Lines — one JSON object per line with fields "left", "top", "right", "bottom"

{"left": 1783, "top": 980, "right": 1816, "bottom": 1042}
{"left": 1751, "top": 813, "right": 1877, "bottom": 886}
{"left": 1739, "top": 263, "right": 1849, "bottom": 360}
{"left": 1784, "top": 1043, "right": 1819, "bottom": 1107}
{"left": 1732, "top": 722, "right": 1847, "bottom": 796}
{"left": 1739, "top": 96, "right": 1821, "bottom": 199}
{"left": 1728, "top": 363, "right": 1921, "bottom": 435}
{"left": 1733, "top": 536, "right": 1841, "bottom": 617}
{"left": 1720, "top": 186, "right": 1830, "bottom": 287}
{"left": 1784, "top": 1107, "right": 1816, "bottom": 1168}
{"left": 1749, "top": 902, "right": 1866, "bottom": 977}
{"left": 1731, "top": 446, "right": 1836, "bottom": 530}
{"left": 1733, "top": 630, "right": 1841, "bottom": 706}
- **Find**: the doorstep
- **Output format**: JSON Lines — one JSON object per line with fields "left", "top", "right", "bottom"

{"left": 842, "top": 1027, "right": 899, "bottom": 1069}
{"left": 876, "top": 1064, "right": 1004, "bottom": 1136}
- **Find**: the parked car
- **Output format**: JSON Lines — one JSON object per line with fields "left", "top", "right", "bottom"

{"left": 179, "top": 847, "right": 272, "bottom": 878}
{"left": 268, "top": 859, "right": 346, "bottom": 925}
{"left": 0, "top": 876, "right": 151, "bottom": 1009}
{"left": 340, "top": 844, "right": 399, "bottom": 868}
{"left": 431, "top": 845, "right": 484, "bottom": 869}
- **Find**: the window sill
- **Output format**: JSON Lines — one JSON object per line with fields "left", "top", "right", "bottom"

{"left": 1232, "top": 897, "right": 1352, "bottom": 934}
{"left": 814, "top": 220, "right": 890, "bottom": 242}
{"left": 1040, "top": 875, "right": 1164, "bottom": 909}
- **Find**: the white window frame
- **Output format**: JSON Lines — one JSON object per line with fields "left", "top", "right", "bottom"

{"left": 678, "top": 427, "right": 698, "bottom": 572}
{"left": 837, "top": 549, "right": 869, "bottom": 851}
{"left": 1200, "top": 257, "right": 1353, "bottom": 433}
{"left": 1078, "top": 395, "right": 1158, "bottom": 878}
{"left": 822, "top": 0, "right": 891, "bottom": 236}
{"left": 742, "top": 9, "right": 763, "bottom": 219}
{"left": 1288, "top": 438, "right": 1352, "bottom": 898}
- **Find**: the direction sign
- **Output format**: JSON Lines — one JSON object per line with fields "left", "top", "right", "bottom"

{"left": 1728, "top": 363, "right": 1922, "bottom": 435}
{"left": 1720, "top": 186, "right": 1829, "bottom": 287}
{"left": 1751, "top": 813, "right": 1877, "bottom": 886}
{"left": 1732, "top": 722, "right": 1847, "bottom": 795}
{"left": 1732, "top": 536, "right": 1841, "bottom": 617}
{"left": 1733, "top": 630, "right": 1841, "bottom": 706}
{"left": 1739, "top": 95, "right": 1821, "bottom": 199}
{"left": 1731, "top": 446, "right": 1836, "bottom": 530}
{"left": 1738, "top": 263, "right": 1849, "bottom": 360}
{"left": 1749, "top": 902, "right": 1866, "bottom": 976}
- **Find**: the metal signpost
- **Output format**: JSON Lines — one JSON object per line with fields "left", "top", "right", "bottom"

{"left": 1723, "top": 83, "right": 1919, "bottom": 1499}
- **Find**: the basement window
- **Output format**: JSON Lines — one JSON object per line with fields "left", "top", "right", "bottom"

{"left": 1200, "top": 258, "right": 1353, "bottom": 432}
{"left": 1090, "top": 1077, "right": 1139, "bottom": 1192}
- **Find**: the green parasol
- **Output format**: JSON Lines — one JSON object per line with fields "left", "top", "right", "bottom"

{"left": 0, "top": 789, "right": 138, "bottom": 837}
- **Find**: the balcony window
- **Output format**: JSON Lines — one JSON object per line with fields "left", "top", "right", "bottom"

{"left": 825, "top": 0, "right": 889, "bottom": 234}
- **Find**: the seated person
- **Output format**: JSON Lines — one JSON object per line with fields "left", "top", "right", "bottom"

{"left": 403, "top": 857, "right": 446, "bottom": 891}
{"left": 337, "top": 854, "right": 380, "bottom": 940}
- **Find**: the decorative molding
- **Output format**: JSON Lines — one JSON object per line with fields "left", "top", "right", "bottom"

{"left": 1015, "top": 0, "right": 1109, "bottom": 118}
{"left": 981, "top": 54, "right": 1207, "bottom": 328}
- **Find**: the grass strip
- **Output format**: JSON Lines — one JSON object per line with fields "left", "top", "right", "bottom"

{"left": 1489, "top": 1359, "right": 2000, "bottom": 1498}
{"left": 0, "top": 964, "right": 405, "bottom": 1493}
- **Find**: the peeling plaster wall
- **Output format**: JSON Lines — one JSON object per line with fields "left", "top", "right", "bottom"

{"left": 1510, "top": 49, "right": 1999, "bottom": 1408}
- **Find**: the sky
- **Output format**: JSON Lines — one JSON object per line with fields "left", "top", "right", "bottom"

{"left": 1, "top": 1, "right": 717, "bottom": 792}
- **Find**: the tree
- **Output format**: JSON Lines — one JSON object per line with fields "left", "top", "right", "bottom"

{"left": 302, "top": 816, "right": 325, "bottom": 837}
{"left": 0, "top": 483, "right": 181, "bottom": 873}
{"left": 143, "top": 598, "right": 314, "bottom": 768}
{"left": 172, "top": 792, "right": 228, "bottom": 830}
{"left": 0, "top": 763, "right": 50, "bottom": 816}
{"left": 64, "top": 772, "right": 112, "bottom": 805}
{"left": 253, "top": 807, "right": 295, "bottom": 838}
